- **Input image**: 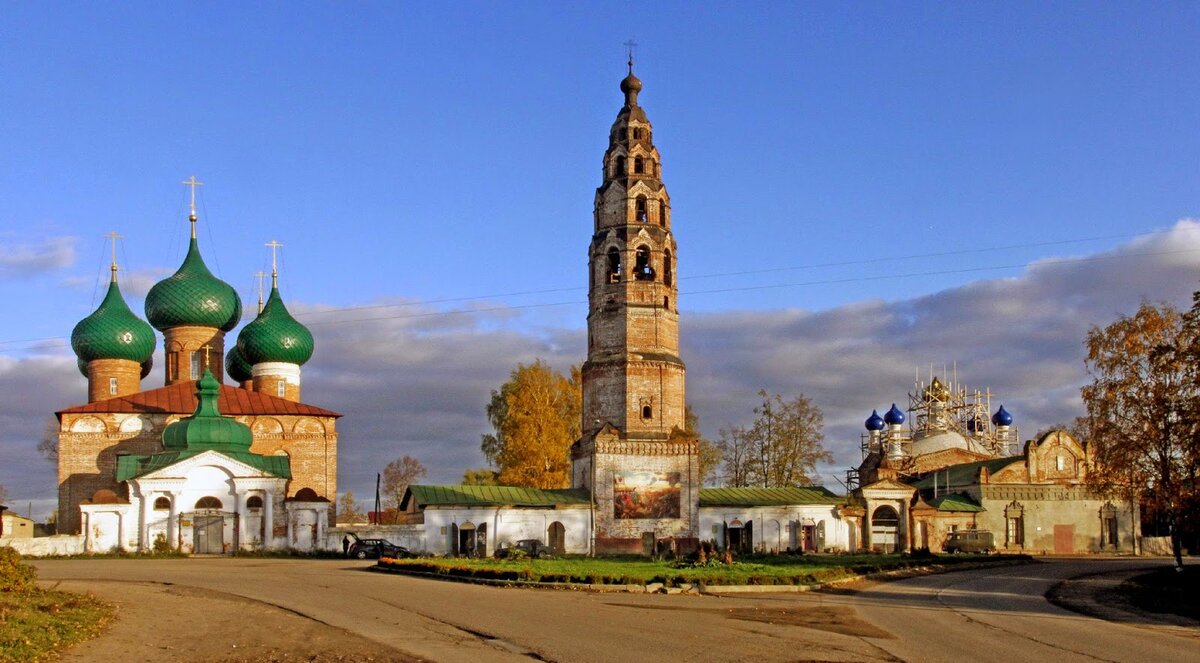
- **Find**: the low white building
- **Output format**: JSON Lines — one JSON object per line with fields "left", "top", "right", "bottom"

{"left": 76, "top": 369, "right": 329, "bottom": 554}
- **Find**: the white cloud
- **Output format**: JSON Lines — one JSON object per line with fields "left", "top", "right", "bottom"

{"left": 2, "top": 222, "right": 1198, "bottom": 509}
{"left": 0, "top": 236, "right": 76, "bottom": 278}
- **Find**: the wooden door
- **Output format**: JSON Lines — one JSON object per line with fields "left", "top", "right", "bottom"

{"left": 548, "top": 521, "right": 565, "bottom": 553}
{"left": 1054, "top": 525, "right": 1074, "bottom": 553}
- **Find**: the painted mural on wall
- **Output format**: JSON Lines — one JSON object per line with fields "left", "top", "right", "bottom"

{"left": 613, "top": 471, "right": 681, "bottom": 519}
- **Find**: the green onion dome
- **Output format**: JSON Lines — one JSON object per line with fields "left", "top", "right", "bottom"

{"left": 225, "top": 345, "right": 253, "bottom": 383}
{"left": 145, "top": 238, "right": 242, "bottom": 332}
{"left": 236, "top": 286, "right": 314, "bottom": 366}
{"left": 77, "top": 358, "right": 89, "bottom": 377}
{"left": 162, "top": 368, "right": 252, "bottom": 452}
{"left": 140, "top": 357, "right": 153, "bottom": 379}
{"left": 71, "top": 278, "right": 157, "bottom": 364}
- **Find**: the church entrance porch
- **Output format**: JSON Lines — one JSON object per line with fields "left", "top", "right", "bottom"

{"left": 193, "top": 514, "right": 225, "bottom": 554}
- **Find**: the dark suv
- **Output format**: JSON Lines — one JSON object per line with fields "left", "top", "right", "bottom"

{"left": 347, "top": 537, "right": 414, "bottom": 560}
{"left": 495, "top": 539, "right": 555, "bottom": 559}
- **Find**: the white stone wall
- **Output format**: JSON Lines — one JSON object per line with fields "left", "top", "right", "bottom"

{"left": 699, "top": 505, "right": 848, "bottom": 553}
{"left": 1, "top": 535, "right": 85, "bottom": 556}
{"left": 417, "top": 507, "right": 592, "bottom": 556}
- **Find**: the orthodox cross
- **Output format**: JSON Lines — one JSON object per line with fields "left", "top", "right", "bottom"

{"left": 265, "top": 240, "right": 283, "bottom": 288}
{"left": 103, "top": 231, "right": 124, "bottom": 280}
{"left": 201, "top": 344, "right": 212, "bottom": 372}
{"left": 624, "top": 39, "right": 638, "bottom": 72}
{"left": 255, "top": 271, "right": 267, "bottom": 313}
{"left": 182, "top": 175, "right": 204, "bottom": 237}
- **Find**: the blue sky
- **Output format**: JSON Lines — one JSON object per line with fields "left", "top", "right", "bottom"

{"left": 1, "top": 3, "right": 1198, "bottom": 516}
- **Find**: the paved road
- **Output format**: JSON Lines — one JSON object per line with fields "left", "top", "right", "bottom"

{"left": 34, "top": 558, "right": 1197, "bottom": 663}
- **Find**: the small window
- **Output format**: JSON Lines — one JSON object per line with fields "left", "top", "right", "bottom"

{"left": 634, "top": 156, "right": 644, "bottom": 174}
{"left": 641, "top": 404, "right": 652, "bottom": 419}
{"left": 663, "top": 296, "right": 669, "bottom": 308}
{"left": 190, "top": 352, "right": 201, "bottom": 379}
{"left": 663, "top": 250, "right": 672, "bottom": 286}
{"left": 1056, "top": 455, "right": 1065, "bottom": 471}
{"left": 607, "top": 247, "right": 622, "bottom": 283}
{"left": 246, "top": 495, "right": 264, "bottom": 509}
{"left": 153, "top": 497, "right": 171, "bottom": 510}
{"left": 615, "top": 156, "right": 626, "bottom": 176}
{"left": 632, "top": 128, "right": 642, "bottom": 139}
{"left": 635, "top": 197, "right": 648, "bottom": 222}
{"left": 277, "top": 381, "right": 286, "bottom": 397}
{"left": 109, "top": 377, "right": 118, "bottom": 395}
{"left": 195, "top": 496, "right": 222, "bottom": 509}
{"left": 634, "top": 246, "right": 654, "bottom": 280}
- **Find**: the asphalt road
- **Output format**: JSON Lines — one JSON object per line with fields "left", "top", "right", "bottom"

{"left": 34, "top": 557, "right": 1198, "bottom": 663}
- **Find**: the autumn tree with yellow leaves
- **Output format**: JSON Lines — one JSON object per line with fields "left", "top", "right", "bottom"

{"left": 480, "top": 360, "right": 581, "bottom": 489}
{"left": 1082, "top": 299, "right": 1200, "bottom": 571}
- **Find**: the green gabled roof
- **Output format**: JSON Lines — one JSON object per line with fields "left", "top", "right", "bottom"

{"left": 911, "top": 456, "right": 1023, "bottom": 490}
{"left": 929, "top": 492, "right": 984, "bottom": 512}
{"left": 699, "top": 486, "right": 844, "bottom": 507}
{"left": 405, "top": 485, "right": 591, "bottom": 509}
{"left": 116, "top": 450, "right": 291, "bottom": 482}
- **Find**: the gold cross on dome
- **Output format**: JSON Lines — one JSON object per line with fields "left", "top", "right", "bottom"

{"left": 624, "top": 39, "right": 638, "bottom": 70}
{"left": 202, "top": 344, "right": 212, "bottom": 370}
{"left": 181, "top": 175, "right": 204, "bottom": 237}
{"left": 255, "top": 270, "right": 267, "bottom": 313}
{"left": 103, "top": 231, "right": 124, "bottom": 280}
{"left": 265, "top": 240, "right": 283, "bottom": 287}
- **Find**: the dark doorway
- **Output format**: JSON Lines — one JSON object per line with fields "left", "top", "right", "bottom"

{"left": 193, "top": 515, "right": 224, "bottom": 554}
{"left": 458, "top": 523, "right": 478, "bottom": 557}
{"left": 549, "top": 521, "right": 566, "bottom": 553}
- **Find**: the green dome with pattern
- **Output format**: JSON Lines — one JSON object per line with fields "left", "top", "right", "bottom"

{"left": 162, "top": 368, "right": 253, "bottom": 452}
{"left": 71, "top": 279, "right": 157, "bottom": 364}
{"left": 236, "top": 286, "right": 314, "bottom": 366}
{"left": 225, "top": 345, "right": 253, "bottom": 383}
{"left": 145, "top": 238, "right": 242, "bottom": 332}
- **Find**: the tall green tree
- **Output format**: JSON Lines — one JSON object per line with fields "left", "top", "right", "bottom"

{"left": 480, "top": 360, "right": 581, "bottom": 488}
{"left": 1082, "top": 300, "right": 1199, "bottom": 570}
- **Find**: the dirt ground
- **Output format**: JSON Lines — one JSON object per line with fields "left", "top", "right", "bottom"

{"left": 44, "top": 579, "right": 418, "bottom": 663}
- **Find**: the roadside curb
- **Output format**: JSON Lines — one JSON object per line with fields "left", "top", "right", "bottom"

{"left": 369, "top": 557, "right": 1035, "bottom": 595}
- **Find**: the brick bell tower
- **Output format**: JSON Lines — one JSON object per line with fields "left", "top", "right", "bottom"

{"left": 572, "top": 61, "right": 700, "bottom": 555}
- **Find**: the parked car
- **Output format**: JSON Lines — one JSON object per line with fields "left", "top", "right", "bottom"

{"left": 495, "top": 539, "right": 555, "bottom": 559}
{"left": 347, "top": 537, "right": 414, "bottom": 560}
{"left": 943, "top": 530, "right": 995, "bottom": 554}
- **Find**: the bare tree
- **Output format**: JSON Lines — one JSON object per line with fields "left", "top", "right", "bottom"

{"left": 720, "top": 391, "right": 832, "bottom": 488}
{"left": 718, "top": 424, "right": 755, "bottom": 487}
{"left": 381, "top": 455, "right": 427, "bottom": 512}
{"left": 336, "top": 491, "right": 365, "bottom": 524}
{"left": 37, "top": 416, "right": 58, "bottom": 463}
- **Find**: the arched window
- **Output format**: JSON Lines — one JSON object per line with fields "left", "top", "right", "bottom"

{"left": 615, "top": 156, "right": 626, "bottom": 176}
{"left": 641, "top": 404, "right": 652, "bottom": 419}
{"left": 663, "top": 249, "right": 672, "bottom": 286}
{"left": 634, "top": 156, "right": 644, "bottom": 174}
{"left": 607, "top": 247, "right": 622, "bottom": 283}
{"left": 153, "top": 496, "right": 171, "bottom": 510}
{"left": 632, "top": 128, "right": 642, "bottom": 140}
{"left": 195, "top": 496, "right": 222, "bottom": 509}
{"left": 635, "top": 196, "right": 648, "bottom": 222}
{"left": 246, "top": 495, "right": 264, "bottom": 509}
{"left": 634, "top": 246, "right": 655, "bottom": 280}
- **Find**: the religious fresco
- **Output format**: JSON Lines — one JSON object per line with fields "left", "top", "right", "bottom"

{"left": 613, "top": 471, "right": 681, "bottom": 519}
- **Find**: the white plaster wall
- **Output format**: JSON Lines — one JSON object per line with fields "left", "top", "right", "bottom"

{"left": 1, "top": 535, "right": 85, "bottom": 556}
{"left": 326, "top": 525, "right": 427, "bottom": 552}
{"left": 699, "top": 505, "right": 848, "bottom": 552}
{"left": 421, "top": 507, "right": 591, "bottom": 556}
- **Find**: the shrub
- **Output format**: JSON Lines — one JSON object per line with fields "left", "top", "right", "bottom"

{"left": 152, "top": 533, "right": 171, "bottom": 554}
{"left": 0, "top": 546, "right": 38, "bottom": 593}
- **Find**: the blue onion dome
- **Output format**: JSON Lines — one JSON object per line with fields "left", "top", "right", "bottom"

{"left": 162, "top": 368, "right": 252, "bottom": 452}
{"left": 236, "top": 286, "right": 314, "bottom": 366}
{"left": 71, "top": 277, "right": 157, "bottom": 364}
{"left": 865, "top": 410, "right": 885, "bottom": 431}
{"left": 145, "top": 238, "right": 242, "bottom": 332}
{"left": 225, "top": 345, "right": 253, "bottom": 384}
{"left": 966, "top": 415, "right": 982, "bottom": 433}
{"left": 883, "top": 403, "right": 906, "bottom": 426}
{"left": 991, "top": 404, "right": 1013, "bottom": 427}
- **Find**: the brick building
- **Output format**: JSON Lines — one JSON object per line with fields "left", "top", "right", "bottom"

{"left": 56, "top": 203, "right": 339, "bottom": 551}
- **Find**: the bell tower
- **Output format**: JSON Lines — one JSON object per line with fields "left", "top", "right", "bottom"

{"left": 573, "top": 62, "right": 699, "bottom": 554}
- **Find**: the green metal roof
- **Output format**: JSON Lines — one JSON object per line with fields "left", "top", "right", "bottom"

{"left": 699, "top": 486, "right": 844, "bottom": 507}
{"left": 145, "top": 237, "right": 242, "bottom": 332}
{"left": 911, "top": 456, "right": 1023, "bottom": 490}
{"left": 929, "top": 492, "right": 985, "bottom": 512}
{"left": 236, "top": 286, "right": 314, "bottom": 366}
{"left": 161, "top": 369, "right": 253, "bottom": 452}
{"left": 405, "top": 485, "right": 591, "bottom": 509}
{"left": 71, "top": 277, "right": 156, "bottom": 363}
{"left": 116, "top": 450, "right": 291, "bottom": 482}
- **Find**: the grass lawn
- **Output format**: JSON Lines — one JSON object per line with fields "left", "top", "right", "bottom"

{"left": 0, "top": 588, "right": 114, "bottom": 662}
{"left": 378, "top": 552, "right": 1018, "bottom": 587}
